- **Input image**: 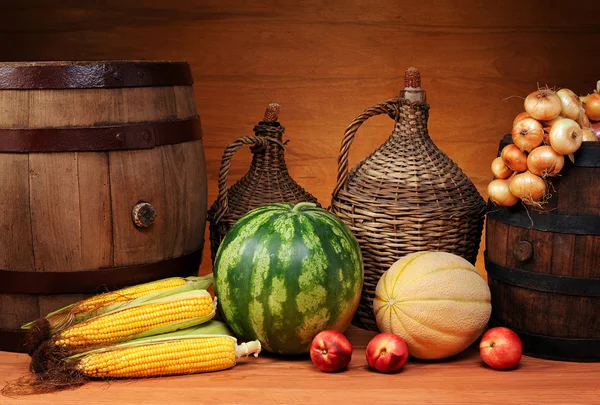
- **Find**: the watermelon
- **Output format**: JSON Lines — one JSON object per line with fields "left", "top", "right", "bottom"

{"left": 213, "top": 202, "right": 363, "bottom": 355}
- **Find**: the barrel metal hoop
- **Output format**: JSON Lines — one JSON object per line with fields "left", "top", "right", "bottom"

{"left": 486, "top": 204, "right": 600, "bottom": 235}
{"left": 0, "top": 249, "right": 202, "bottom": 295}
{"left": 0, "top": 116, "right": 202, "bottom": 153}
{"left": 484, "top": 251, "right": 600, "bottom": 297}
{"left": 0, "top": 61, "right": 193, "bottom": 89}
{"left": 488, "top": 319, "right": 600, "bottom": 362}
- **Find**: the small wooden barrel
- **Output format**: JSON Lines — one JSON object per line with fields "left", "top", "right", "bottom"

{"left": 0, "top": 61, "right": 208, "bottom": 352}
{"left": 486, "top": 135, "right": 600, "bottom": 362}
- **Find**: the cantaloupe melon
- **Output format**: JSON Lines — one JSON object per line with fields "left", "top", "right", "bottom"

{"left": 373, "top": 251, "right": 491, "bottom": 360}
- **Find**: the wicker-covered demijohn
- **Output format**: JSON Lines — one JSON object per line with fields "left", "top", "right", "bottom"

{"left": 330, "top": 67, "right": 486, "bottom": 331}
{"left": 208, "top": 103, "right": 320, "bottom": 262}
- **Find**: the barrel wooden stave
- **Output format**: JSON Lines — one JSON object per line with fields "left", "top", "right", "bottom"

{"left": 0, "top": 62, "right": 207, "bottom": 352}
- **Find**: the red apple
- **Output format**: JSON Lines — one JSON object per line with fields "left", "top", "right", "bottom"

{"left": 365, "top": 333, "right": 409, "bottom": 373}
{"left": 310, "top": 330, "right": 352, "bottom": 372}
{"left": 479, "top": 327, "right": 523, "bottom": 370}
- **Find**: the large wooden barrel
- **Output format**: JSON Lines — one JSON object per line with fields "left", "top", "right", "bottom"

{"left": 0, "top": 61, "right": 208, "bottom": 352}
{"left": 485, "top": 134, "right": 599, "bottom": 362}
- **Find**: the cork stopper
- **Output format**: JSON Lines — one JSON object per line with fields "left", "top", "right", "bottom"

{"left": 400, "top": 67, "right": 426, "bottom": 103}
{"left": 404, "top": 67, "right": 421, "bottom": 89}
{"left": 263, "top": 103, "right": 281, "bottom": 122}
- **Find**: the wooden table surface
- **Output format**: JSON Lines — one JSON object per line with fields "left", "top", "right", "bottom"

{"left": 0, "top": 327, "right": 598, "bottom": 405}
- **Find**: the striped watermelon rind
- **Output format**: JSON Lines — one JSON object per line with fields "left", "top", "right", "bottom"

{"left": 213, "top": 202, "right": 364, "bottom": 355}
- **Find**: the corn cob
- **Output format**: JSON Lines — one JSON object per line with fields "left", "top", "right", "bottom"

{"left": 22, "top": 274, "right": 214, "bottom": 332}
{"left": 76, "top": 336, "right": 259, "bottom": 378}
{"left": 52, "top": 290, "right": 217, "bottom": 351}
{"left": 71, "top": 277, "right": 188, "bottom": 314}
{"left": 70, "top": 325, "right": 261, "bottom": 378}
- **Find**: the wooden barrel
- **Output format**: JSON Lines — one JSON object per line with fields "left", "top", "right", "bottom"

{"left": 485, "top": 134, "right": 599, "bottom": 362}
{"left": 0, "top": 61, "right": 208, "bottom": 353}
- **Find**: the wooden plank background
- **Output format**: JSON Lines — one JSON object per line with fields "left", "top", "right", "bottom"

{"left": 1, "top": 0, "right": 599, "bottom": 276}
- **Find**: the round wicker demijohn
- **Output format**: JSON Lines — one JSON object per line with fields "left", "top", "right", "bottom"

{"left": 208, "top": 103, "right": 320, "bottom": 262}
{"left": 330, "top": 67, "right": 486, "bottom": 331}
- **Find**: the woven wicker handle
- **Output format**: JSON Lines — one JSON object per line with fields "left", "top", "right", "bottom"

{"left": 332, "top": 98, "right": 401, "bottom": 197}
{"left": 212, "top": 136, "right": 284, "bottom": 224}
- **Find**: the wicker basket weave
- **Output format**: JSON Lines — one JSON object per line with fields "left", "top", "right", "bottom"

{"left": 330, "top": 68, "right": 486, "bottom": 331}
{"left": 208, "top": 103, "right": 320, "bottom": 263}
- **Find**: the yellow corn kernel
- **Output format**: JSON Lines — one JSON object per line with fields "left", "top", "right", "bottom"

{"left": 54, "top": 296, "right": 214, "bottom": 349}
{"left": 77, "top": 337, "right": 238, "bottom": 378}
{"left": 72, "top": 278, "right": 188, "bottom": 314}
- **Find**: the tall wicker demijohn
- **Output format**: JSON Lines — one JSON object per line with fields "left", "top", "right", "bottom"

{"left": 330, "top": 68, "right": 486, "bottom": 331}
{"left": 208, "top": 103, "right": 320, "bottom": 262}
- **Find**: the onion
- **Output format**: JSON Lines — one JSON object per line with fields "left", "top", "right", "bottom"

{"left": 487, "top": 179, "right": 519, "bottom": 207}
{"left": 527, "top": 146, "right": 565, "bottom": 177}
{"left": 542, "top": 116, "right": 563, "bottom": 128}
{"left": 581, "top": 92, "right": 600, "bottom": 121}
{"left": 501, "top": 144, "right": 528, "bottom": 172}
{"left": 524, "top": 88, "right": 562, "bottom": 121}
{"left": 590, "top": 121, "right": 600, "bottom": 141}
{"left": 511, "top": 118, "right": 544, "bottom": 152}
{"left": 491, "top": 156, "right": 513, "bottom": 179}
{"left": 582, "top": 128, "right": 598, "bottom": 142}
{"left": 582, "top": 113, "right": 591, "bottom": 128}
{"left": 556, "top": 88, "right": 582, "bottom": 120}
{"left": 513, "top": 112, "right": 532, "bottom": 126}
{"left": 549, "top": 118, "right": 583, "bottom": 155}
{"left": 509, "top": 171, "right": 547, "bottom": 202}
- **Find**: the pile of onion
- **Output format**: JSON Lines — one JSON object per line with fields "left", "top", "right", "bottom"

{"left": 488, "top": 86, "right": 598, "bottom": 208}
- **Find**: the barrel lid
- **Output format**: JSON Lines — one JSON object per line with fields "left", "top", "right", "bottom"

{"left": 0, "top": 60, "right": 193, "bottom": 89}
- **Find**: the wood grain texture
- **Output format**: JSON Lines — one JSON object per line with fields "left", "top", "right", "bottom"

{"left": 0, "top": 155, "right": 34, "bottom": 271}
{"left": 0, "top": 326, "right": 599, "bottom": 405}
{"left": 29, "top": 153, "right": 82, "bottom": 272}
{"left": 161, "top": 142, "right": 208, "bottom": 259}
{"left": 3, "top": 0, "right": 593, "bottom": 276}
{"left": 1, "top": 2, "right": 599, "bottom": 269}
{"left": 108, "top": 148, "right": 167, "bottom": 265}
{"left": 183, "top": 141, "right": 208, "bottom": 254}
{"left": 77, "top": 152, "right": 113, "bottom": 270}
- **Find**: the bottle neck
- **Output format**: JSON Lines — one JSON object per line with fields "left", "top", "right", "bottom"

{"left": 250, "top": 123, "right": 288, "bottom": 172}
{"left": 390, "top": 100, "right": 430, "bottom": 141}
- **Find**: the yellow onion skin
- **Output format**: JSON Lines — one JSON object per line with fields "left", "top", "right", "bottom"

{"left": 491, "top": 157, "right": 513, "bottom": 179}
{"left": 557, "top": 88, "right": 582, "bottom": 121}
{"left": 501, "top": 144, "right": 528, "bottom": 173}
{"left": 509, "top": 171, "right": 547, "bottom": 202}
{"left": 512, "top": 118, "right": 544, "bottom": 152}
{"left": 549, "top": 118, "right": 583, "bottom": 155}
{"left": 524, "top": 89, "right": 562, "bottom": 121}
{"left": 527, "top": 146, "right": 564, "bottom": 177}
{"left": 488, "top": 179, "right": 519, "bottom": 207}
{"left": 582, "top": 92, "right": 600, "bottom": 121}
{"left": 582, "top": 128, "right": 598, "bottom": 142}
